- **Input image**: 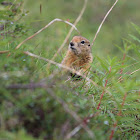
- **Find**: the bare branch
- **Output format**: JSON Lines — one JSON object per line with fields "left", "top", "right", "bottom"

{"left": 24, "top": 51, "right": 98, "bottom": 86}
{"left": 65, "top": 126, "right": 81, "bottom": 139}
{"left": 65, "top": 111, "right": 100, "bottom": 139}
{"left": 9, "top": 0, "right": 17, "bottom": 10}
{"left": 129, "top": 68, "right": 140, "bottom": 75}
{"left": 15, "top": 18, "right": 79, "bottom": 50}
{"left": 118, "top": 68, "right": 140, "bottom": 83}
{"left": 0, "top": 50, "right": 10, "bottom": 54}
{"left": 48, "top": 0, "right": 88, "bottom": 66}
{"left": 7, "top": 82, "right": 48, "bottom": 89}
{"left": 91, "top": 0, "right": 118, "bottom": 46}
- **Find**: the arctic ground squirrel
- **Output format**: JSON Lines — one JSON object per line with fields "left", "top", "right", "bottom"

{"left": 62, "top": 36, "right": 93, "bottom": 79}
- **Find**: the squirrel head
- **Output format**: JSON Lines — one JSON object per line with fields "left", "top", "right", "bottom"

{"left": 69, "top": 36, "right": 91, "bottom": 56}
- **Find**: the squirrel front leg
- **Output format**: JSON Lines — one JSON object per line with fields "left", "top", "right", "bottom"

{"left": 78, "top": 64, "right": 91, "bottom": 76}
{"left": 61, "top": 56, "right": 73, "bottom": 73}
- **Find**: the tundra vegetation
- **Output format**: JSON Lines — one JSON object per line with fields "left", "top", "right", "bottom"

{"left": 0, "top": 0, "right": 140, "bottom": 139}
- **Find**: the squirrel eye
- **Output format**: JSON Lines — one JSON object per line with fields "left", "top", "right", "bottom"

{"left": 81, "top": 41, "right": 85, "bottom": 44}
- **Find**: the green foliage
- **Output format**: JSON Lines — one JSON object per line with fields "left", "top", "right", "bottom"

{"left": 0, "top": 0, "right": 140, "bottom": 140}
{"left": 0, "top": 130, "right": 37, "bottom": 140}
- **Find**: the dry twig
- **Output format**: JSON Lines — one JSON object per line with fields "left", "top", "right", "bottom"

{"left": 15, "top": 18, "right": 79, "bottom": 50}
{"left": 24, "top": 51, "right": 98, "bottom": 87}
{"left": 129, "top": 68, "right": 140, "bottom": 75}
{"left": 117, "top": 68, "right": 140, "bottom": 83}
{"left": 0, "top": 50, "right": 10, "bottom": 54}
{"left": 65, "top": 111, "right": 100, "bottom": 139}
{"left": 91, "top": 0, "right": 118, "bottom": 46}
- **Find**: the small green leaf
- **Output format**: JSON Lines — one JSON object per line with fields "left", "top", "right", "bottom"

{"left": 115, "top": 44, "right": 124, "bottom": 53}
{"left": 129, "top": 34, "right": 140, "bottom": 43}
{"left": 131, "top": 23, "right": 140, "bottom": 34}
{"left": 96, "top": 56, "right": 109, "bottom": 71}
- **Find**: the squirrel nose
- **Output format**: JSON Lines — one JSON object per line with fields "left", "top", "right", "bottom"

{"left": 70, "top": 42, "right": 74, "bottom": 46}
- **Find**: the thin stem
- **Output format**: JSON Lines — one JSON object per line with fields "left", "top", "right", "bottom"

{"left": 118, "top": 53, "right": 126, "bottom": 82}
{"left": 91, "top": 0, "right": 118, "bottom": 46}
{"left": 109, "top": 92, "right": 127, "bottom": 140}
{"left": 0, "top": 50, "right": 10, "bottom": 54}
{"left": 97, "top": 66, "right": 111, "bottom": 110}
{"left": 109, "top": 122, "right": 117, "bottom": 140}
{"left": 118, "top": 93, "right": 127, "bottom": 116}
{"left": 15, "top": 18, "right": 79, "bottom": 50}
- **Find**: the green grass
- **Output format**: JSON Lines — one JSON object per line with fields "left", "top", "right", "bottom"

{"left": 0, "top": 0, "right": 140, "bottom": 139}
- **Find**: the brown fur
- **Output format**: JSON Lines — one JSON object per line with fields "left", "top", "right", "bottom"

{"left": 62, "top": 36, "right": 93, "bottom": 75}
